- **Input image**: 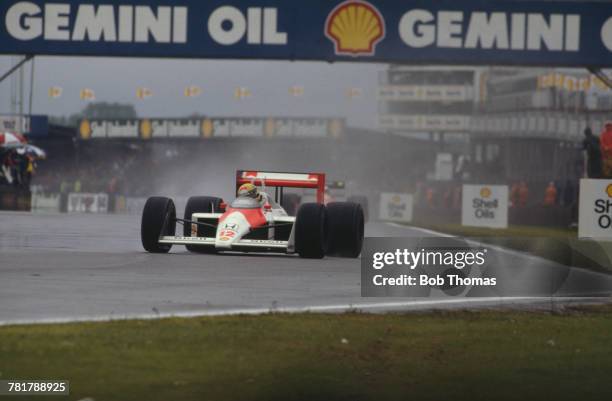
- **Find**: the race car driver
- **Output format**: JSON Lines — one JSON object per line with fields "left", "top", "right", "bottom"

{"left": 237, "top": 183, "right": 266, "bottom": 205}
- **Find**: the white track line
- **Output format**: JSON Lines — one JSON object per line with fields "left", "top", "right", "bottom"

{"left": 1, "top": 297, "right": 607, "bottom": 327}
{"left": 386, "top": 222, "right": 453, "bottom": 237}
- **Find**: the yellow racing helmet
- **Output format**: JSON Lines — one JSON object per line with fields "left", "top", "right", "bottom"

{"left": 238, "top": 183, "right": 259, "bottom": 199}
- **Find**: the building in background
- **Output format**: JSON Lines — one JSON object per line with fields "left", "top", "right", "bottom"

{"left": 471, "top": 68, "right": 612, "bottom": 185}
{"left": 378, "top": 65, "right": 612, "bottom": 187}
{"left": 378, "top": 65, "right": 479, "bottom": 140}
{"left": 377, "top": 65, "right": 481, "bottom": 180}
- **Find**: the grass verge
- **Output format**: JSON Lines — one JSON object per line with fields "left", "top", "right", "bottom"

{"left": 411, "top": 223, "right": 612, "bottom": 274}
{"left": 1, "top": 307, "right": 612, "bottom": 401}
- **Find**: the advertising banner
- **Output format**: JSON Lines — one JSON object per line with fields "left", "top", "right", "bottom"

{"left": 461, "top": 185, "right": 508, "bottom": 229}
{"left": 0, "top": 115, "right": 48, "bottom": 136}
{"left": 379, "top": 193, "right": 413, "bottom": 223}
{"left": 78, "top": 117, "right": 344, "bottom": 139}
{"left": 67, "top": 193, "right": 109, "bottom": 213}
{"left": 579, "top": 179, "right": 612, "bottom": 240}
{"left": 0, "top": 1, "right": 610, "bottom": 67}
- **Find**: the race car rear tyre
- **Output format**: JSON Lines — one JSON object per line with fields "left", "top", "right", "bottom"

{"left": 141, "top": 196, "right": 176, "bottom": 253}
{"left": 347, "top": 195, "right": 369, "bottom": 222}
{"left": 184, "top": 196, "right": 223, "bottom": 253}
{"left": 326, "top": 202, "right": 364, "bottom": 258}
{"left": 294, "top": 203, "right": 327, "bottom": 259}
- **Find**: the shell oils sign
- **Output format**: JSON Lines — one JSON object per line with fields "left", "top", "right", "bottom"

{"left": 462, "top": 185, "right": 508, "bottom": 229}
{"left": 379, "top": 193, "right": 413, "bottom": 223}
{"left": 325, "top": 0, "right": 385, "bottom": 57}
{"left": 579, "top": 179, "right": 612, "bottom": 239}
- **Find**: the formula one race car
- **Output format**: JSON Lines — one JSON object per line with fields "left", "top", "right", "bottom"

{"left": 140, "top": 170, "right": 364, "bottom": 258}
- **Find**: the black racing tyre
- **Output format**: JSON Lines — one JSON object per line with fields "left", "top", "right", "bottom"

{"left": 294, "top": 203, "right": 327, "bottom": 259}
{"left": 141, "top": 196, "right": 176, "bottom": 253}
{"left": 326, "top": 202, "right": 364, "bottom": 258}
{"left": 281, "top": 193, "right": 301, "bottom": 216}
{"left": 184, "top": 196, "right": 223, "bottom": 253}
{"left": 347, "top": 195, "right": 369, "bottom": 222}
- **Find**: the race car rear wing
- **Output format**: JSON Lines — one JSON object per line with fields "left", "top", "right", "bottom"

{"left": 236, "top": 170, "right": 326, "bottom": 203}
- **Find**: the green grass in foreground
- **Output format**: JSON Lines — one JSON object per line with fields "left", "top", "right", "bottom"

{"left": 1, "top": 307, "right": 612, "bottom": 401}
{"left": 413, "top": 223, "right": 612, "bottom": 273}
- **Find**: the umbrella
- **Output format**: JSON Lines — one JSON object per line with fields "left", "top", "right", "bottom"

{"left": 0, "top": 132, "right": 28, "bottom": 147}
{"left": 16, "top": 144, "right": 46, "bottom": 159}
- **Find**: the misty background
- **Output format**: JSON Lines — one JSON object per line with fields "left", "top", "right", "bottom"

{"left": 0, "top": 56, "right": 383, "bottom": 128}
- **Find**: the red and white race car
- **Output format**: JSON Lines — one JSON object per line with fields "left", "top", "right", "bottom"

{"left": 140, "top": 170, "right": 364, "bottom": 258}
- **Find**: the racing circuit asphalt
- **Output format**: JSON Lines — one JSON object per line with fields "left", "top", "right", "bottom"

{"left": 1, "top": 211, "right": 611, "bottom": 325}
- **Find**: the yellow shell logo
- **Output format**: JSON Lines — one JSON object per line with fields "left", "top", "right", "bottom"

{"left": 391, "top": 195, "right": 401, "bottom": 204}
{"left": 325, "top": 0, "right": 385, "bottom": 56}
{"left": 606, "top": 184, "right": 612, "bottom": 198}
{"left": 140, "top": 119, "right": 152, "bottom": 139}
{"left": 480, "top": 187, "right": 492, "bottom": 199}
{"left": 79, "top": 119, "right": 91, "bottom": 140}
{"left": 202, "top": 119, "right": 214, "bottom": 138}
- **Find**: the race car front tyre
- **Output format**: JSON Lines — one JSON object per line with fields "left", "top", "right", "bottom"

{"left": 294, "top": 203, "right": 327, "bottom": 259}
{"left": 326, "top": 202, "right": 364, "bottom": 258}
{"left": 184, "top": 196, "right": 223, "bottom": 253}
{"left": 141, "top": 196, "right": 176, "bottom": 253}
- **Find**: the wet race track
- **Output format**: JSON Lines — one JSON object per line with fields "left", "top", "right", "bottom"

{"left": 1, "top": 212, "right": 611, "bottom": 325}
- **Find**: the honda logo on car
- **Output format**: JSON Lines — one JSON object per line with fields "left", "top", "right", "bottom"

{"left": 462, "top": 185, "right": 508, "bottom": 229}
{"left": 579, "top": 179, "right": 612, "bottom": 239}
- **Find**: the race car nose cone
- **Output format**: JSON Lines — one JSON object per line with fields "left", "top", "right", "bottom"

{"left": 215, "top": 211, "right": 250, "bottom": 249}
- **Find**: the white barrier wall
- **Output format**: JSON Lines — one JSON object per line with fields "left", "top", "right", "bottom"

{"left": 125, "top": 197, "right": 148, "bottom": 215}
{"left": 461, "top": 185, "right": 508, "bottom": 229}
{"left": 31, "top": 193, "right": 60, "bottom": 213}
{"left": 67, "top": 193, "right": 109, "bottom": 213}
{"left": 379, "top": 193, "right": 413, "bottom": 223}
{"left": 579, "top": 179, "right": 612, "bottom": 240}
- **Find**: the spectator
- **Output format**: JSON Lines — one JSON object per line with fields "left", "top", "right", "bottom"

{"left": 510, "top": 182, "right": 520, "bottom": 208}
{"left": 582, "top": 127, "right": 602, "bottom": 178}
{"left": 600, "top": 122, "right": 612, "bottom": 178}
{"left": 543, "top": 182, "right": 557, "bottom": 206}
{"left": 425, "top": 187, "right": 435, "bottom": 208}
{"left": 562, "top": 179, "right": 576, "bottom": 207}
{"left": 23, "top": 156, "right": 34, "bottom": 187}
{"left": 452, "top": 186, "right": 462, "bottom": 209}
{"left": 60, "top": 180, "right": 69, "bottom": 194}
{"left": 518, "top": 181, "right": 529, "bottom": 207}
{"left": 442, "top": 187, "right": 452, "bottom": 208}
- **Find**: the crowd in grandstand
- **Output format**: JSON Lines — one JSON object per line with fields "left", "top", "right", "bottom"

{"left": 32, "top": 151, "right": 156, "bottom": 197}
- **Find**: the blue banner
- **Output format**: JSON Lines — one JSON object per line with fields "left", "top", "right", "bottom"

{"left": 0, "top": 0, "right": 610, "bottom": 67}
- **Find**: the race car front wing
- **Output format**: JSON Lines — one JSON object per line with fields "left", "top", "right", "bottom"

{"left": 158, "top": 236, "right": 291, "bottom": 253}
